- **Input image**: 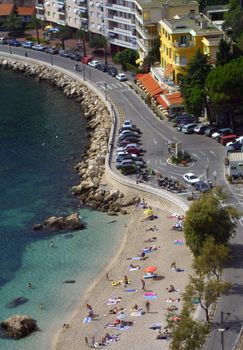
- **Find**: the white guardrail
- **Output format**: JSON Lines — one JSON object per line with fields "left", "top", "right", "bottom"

{"left": 0, "top": 52, "right": 189, "bottom": 213}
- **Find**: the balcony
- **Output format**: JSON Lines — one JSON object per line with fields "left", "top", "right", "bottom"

{"left": 35, "top": 3, "right": 44, "bottom": 9}
{"left": 36, "top": 13, "right": 45, "bottom": 20}
{"left": 57, "top": 19, "right": 65, "bottom": 25}
{"left": 136, "top": 25, "right": 158, "bottom": 40}
{"left": 172, "top": 41, "right": 194, "bottom": 49}
{"left": 108, "top": 15, "right": 133, "bottom": 25}
{"left": 109, "top": 37, "right": 138, "bottom": 49}
{"left": 106, "top": 2, "right": 134, "bottom": 14}
{"left": 113, "top": 27, "right": 133, "bottom": 36}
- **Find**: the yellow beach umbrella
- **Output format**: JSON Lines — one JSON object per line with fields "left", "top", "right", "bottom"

{"left": 144, "top": 208, "right": 153, "bottom": 215}
{"left": 45, "top": 25, "right": 53, "bottom": 30}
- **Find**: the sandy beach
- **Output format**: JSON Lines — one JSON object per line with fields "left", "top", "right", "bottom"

{"left": 55, "top": 199, "right": 192, "bottom": 350}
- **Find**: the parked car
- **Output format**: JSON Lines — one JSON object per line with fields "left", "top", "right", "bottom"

{"left": 175, "top": 115, "right": 194, "bottom": 124}
{"left": 0, "top": 37, "right": 8, "bottom": 44}
{"left": 226, "top": 141, "right": 242, "bottom": 152}
{"left": 81, "top": 56, "right": 92, "bottom": 64}
{"left": 122, "top": 119, "right": 134, "bottom": 128}
{"left": 22, "top": 41, "right": 34, "bottom": 49}
{"left": 107, "top": 66, "right": 118, "bottom": 77}
{"left": 194, "top": 124, "right": 208, "bottom": 134}
{"left": 220, "top": 134, "right": 237, "bottom": 146}
{"left": 9, "top": 39, "right": 22, "bottom": 47}
{"left": 97, "top": 63, "right": 108, "bottom": 72}
{"left": 117, "top": 139, "right": 140, "bottom": 148}
{"left": 119, "top": 130, "right": 140, "bottom": 138}
{"left": 212, "top": 128, "right": 234, "bottom": 141}
{"left": 32, "top": 44, "right": 47, "bottom": 51}
{"left": 119, "top": 126, "right": 142, "bottom": 134}
{"left": 226, "top": 136, "right": 243, "bottom": 148}
{"left": 181, "top": 123, "right": 198, "bottom": 134}
{"left": 119, "top": 164, "right": 137, "bottom": 175}
{"left": 59, "top": 49, "right": 71, "bottom": 57}
{"left": 116, "top": 154, "right": 136, "bottom": 163}
{"left": 88, "top": 60, "right": 100, "bottom": 68}
{"left": 45, "top": 47, "right": 59, "bottom": 54}
{"left": 194, "top": 180, "right": 210, "bottom": 192}
{"left": 183, "top": 173, "right": 200, "bottom": 184}
{"left": 133, "top": 157, "right": 146, "bottom": 167}
{"left": 67, "top": 52, "right": 82, "bottom": 60}
{"left": 116, "top": 159, "right": 135, "bottom": 169}
{"left": 116, "top": 73, "right": 127, "bottom": 81}
{"left": 204, "top": 126, "right": 218, "bottom": 137}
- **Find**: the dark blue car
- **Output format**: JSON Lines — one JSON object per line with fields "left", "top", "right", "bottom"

{"left": 9, "top": 39, "right": 22, "bottom": 47}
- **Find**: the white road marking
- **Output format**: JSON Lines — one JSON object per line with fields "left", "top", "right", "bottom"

{"left": 147, "top": 159, "right": 150, "bottom": 165}
{"left": 155, "top": 159, "right": 158, "bottom": 166}
{"left": 192, "top": 153, "right": 200, "bottom": 160}
{"left": 153, "top": 138, "right": 158, "bottom": 145}
{"left": 209, "top": 150, "right": 217, "bottom": 157}
{"left": 120, "top": 82, "right": 127, "bottom": 86}
{"left": 159, "top": 159, "right": 166, "bottom": 166}
{"left": 200, "top": 151, "right": 206, "bottom": 157}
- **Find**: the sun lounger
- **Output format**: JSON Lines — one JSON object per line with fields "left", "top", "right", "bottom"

{"left": 149, "top": 323, "right": 162, "bottom": 330}
{"left": 129, "top": 267, "right": 140, "bottom": 271}
{"left": 143, "top": 273, "right": 157, "bottom": 279}
{"left": 131, "top": 310, "right": 145, "bottom": 317}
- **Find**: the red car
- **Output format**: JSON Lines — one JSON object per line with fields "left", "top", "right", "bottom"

{"left": 220, "top": 134, "right": 237, "bottom": 146}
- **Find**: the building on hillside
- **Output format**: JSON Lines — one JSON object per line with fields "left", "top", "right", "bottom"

{"left": 135, "top": 0, "right": 199, "bottom": 61}
{"left": 0, "top": 3, "right": 14, "bottom": 21}
{"left": 204, "top": 4, "right": 229, "bottom": 31}
{"left": 17, "top": 6, "right": 35, "bottom": 22}
{"left": 159, "top": 13, "right": 223, "bottom": 84}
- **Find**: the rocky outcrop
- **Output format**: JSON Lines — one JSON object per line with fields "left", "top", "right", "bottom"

{"left": 33, "top": 212, "right": 85, "bottom": 232}
{"left": 1, "top": 315, "right": 38, "bottom": 339}
{"left": 0, "top": 58, "right": 138, "bottom": 215}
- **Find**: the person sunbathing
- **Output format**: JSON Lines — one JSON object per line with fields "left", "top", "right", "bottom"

{"left": 144, "top": 237, "right": 157, "bottom": 243}
{"left": 131, "top": 304, "right": 138, "bottom": 310}
{"left": 129, "top": 264, "right": 140, "bottom": 269}
{"left": 166, "top": 285, "right": 176, "bottom": 292}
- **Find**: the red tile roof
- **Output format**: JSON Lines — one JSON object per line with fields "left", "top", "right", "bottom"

{"left": 0, "top": 4, "right": 14, "bottom": 16}
{"left": 166, "top": 91, "right": 184, "bottom": 105}
{"left": 17, "top": 6, "right": 35, "bottom": 16}
{"left": 136, "top": 73, "right": 165, "bottom": 97}
{"left": 156, "top": 95, "right": 169, "bottom": 109}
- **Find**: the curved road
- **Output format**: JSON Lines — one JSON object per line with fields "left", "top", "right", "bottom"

{"left": 1, "top": 45, "right": 243, "bottom": 350}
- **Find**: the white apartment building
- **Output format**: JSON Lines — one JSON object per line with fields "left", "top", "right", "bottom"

{"left": 104, "top": 0, "right": 137, "bottom": 50}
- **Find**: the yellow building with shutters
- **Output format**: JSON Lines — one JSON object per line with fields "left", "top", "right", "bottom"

{"left": 159, "top": 14, "right": 223, "bottom": 84}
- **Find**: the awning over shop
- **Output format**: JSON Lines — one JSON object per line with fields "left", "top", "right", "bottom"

{"left": 156, "top": 95, "right": 169, "bottom": 109}
{"left": 136, "top": 73, "right": 164, "bottom": 96}
{"left": 164, "top": 63, "right": 174, "bottom": 77}
{"left": 166, "top": 91, "right": 183, "bottom": 105}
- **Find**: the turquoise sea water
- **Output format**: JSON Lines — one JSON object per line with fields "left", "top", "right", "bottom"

{"left": 0, "top": 69, "right": 125, "bottom": 349}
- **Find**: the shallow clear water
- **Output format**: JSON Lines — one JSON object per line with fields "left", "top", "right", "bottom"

{"left": 0, "top": 69, "right": 125, "bottom": 349}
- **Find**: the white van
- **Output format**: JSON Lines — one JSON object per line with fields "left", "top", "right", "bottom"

{"left": 0, "top": 37, "right": 8, "bottom": 44}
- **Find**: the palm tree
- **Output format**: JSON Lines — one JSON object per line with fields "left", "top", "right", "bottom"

{"left": 27, "top": 16, "right": 43, "bottom": 44}
{"left": 77, "top": 28, "right": 87, "bottom": 56}
{"left": 57, "top": 25, "right": 72, "bottom": 49}
{"left": 99, "top": 35, "right": 109, "bottom": 65}
{"left": 4, "top": 13, "right": 22, "bottom": 38}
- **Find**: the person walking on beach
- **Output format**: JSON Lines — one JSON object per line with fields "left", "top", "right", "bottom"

{"left": 106, "top": 273, "right": 110, "bottom": 281}
{"left": 84, "top": 336, "right": 89, "bottom": 347}
{"left": 145, "top": 300, "right": 151, "bottom": 313}
{"left": 86, "top": 304, "right": 93, "bottom": 312}
{"left": 141, "top": 279, "right": 145, "bottom": 290}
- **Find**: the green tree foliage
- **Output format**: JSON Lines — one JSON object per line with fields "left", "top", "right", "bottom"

{"left": 184, "top": 192, "right": 237, "bottom": 256}
{"left": 77, "top": 28, "right": 87, "bottom": 56}
{"left": 206, "top": 57, "right": 243, "bottom": 115}
{"left": 180, "top": 50, "right": 212, "bottom": 119}
{"left": 113, "top": 48, "right": 138, "bottom": 70}
{"left": 216, "top": 39, "right": 233, "bottom": 66}
{"left": 27, "top": 16, "right": 43, "bottom": 44}
{"left": 187, "top": 276, "right": 231, "bottom": 322}
{"left": 193, "top": 237, "right": 230, "bottom": 281}
{"left": 167, "top": 306, "right": 209, "bottom": 350}
{"left": 89, "top": 34, "right": 109, "bottom": 64}
{"left": 4, "top": 13, "right": 22, "bottom": 38}
{"left": 223, "top": 0, "right": 243, "bottom": 43}
{"left": 57, "top": 25, "right": 72, "bottom": 49}
{"left": 143, "top": 38, "right": 160, "bottom": 70}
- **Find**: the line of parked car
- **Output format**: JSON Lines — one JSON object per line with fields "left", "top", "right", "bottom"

{"left": 115, "top": 119, "right": 146, "bottom": 176}
{"left": 87, "top": 59, "right": 127, "bottom": 81}
{"left": 173, "top": 114, "right": 241, "bottom": 147}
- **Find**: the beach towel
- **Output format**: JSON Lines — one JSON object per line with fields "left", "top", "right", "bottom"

{"left": 129, "top": 267, "right": 140, "bottom": 271}
{"left": 125, "top": 289, "right": 137, "bottom": 293}
{"left": 144, "top": 295, "right": 157, "bottom": 300}
{"left": 131, "top": 311, "right": 145, "bottom": 317}
{"left": 174, "top": 240, "right": 184, "bottom": 246}
{"left": 83, "top": 316, "right": 92, "bottom": 324}
{"left": 106, "top": 297, "right": 121, "bottom": 305}
{"left": 144, "top": 292, "right": 157, "bottom": 296}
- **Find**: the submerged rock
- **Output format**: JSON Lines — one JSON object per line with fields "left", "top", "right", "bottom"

{"left": 5, "top": 297, "right": 29, "bottom": 309}
{"left": 33, "top": 212, "right": 85, "bottom": 233}
{"left": 1, "top": 314, "right": 38, "bottom": 339}
{"left": 62, "top": 280, "right": 76, "bottom": 284}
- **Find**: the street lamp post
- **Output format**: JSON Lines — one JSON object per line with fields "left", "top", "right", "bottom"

{"left": 9, "top": 45, "right": 12, "bottom": 54}
{"left": 82, "top": 64, "right": 86, "bottom": 81}
{"left": 51, "top": 52, "right": 53, "bottom": 66}
{"left": 104, "top": 82, "right": 107, "bottom": 101}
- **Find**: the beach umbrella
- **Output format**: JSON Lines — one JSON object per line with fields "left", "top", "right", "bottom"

{"left": 144, "top": 208, "right": 153, "bottom": 215}
{"left": 44, "top": 24, "right": 53, "bottom": 30}
{"left": 144, "top": 266, "right": 157, "bottom": 273}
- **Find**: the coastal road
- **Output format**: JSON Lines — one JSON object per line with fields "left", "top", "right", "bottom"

{"left": 1, "top": 46, "right": 243, "bottom": 349}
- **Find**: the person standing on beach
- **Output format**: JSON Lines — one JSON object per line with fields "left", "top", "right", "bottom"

{"left": 106, "top": 273, "right": 110, "bottom": 281}
{"left": 145, "top": 300, "right": 151, "bottom": 313}
{"left": 84, "top": 336, "right": 89, "bottom": 347}
{"left": 86, "top": 304, "right": 93, "bottom": 312}
{"left": 141, "top": 279, "right": 145, "bottom": 290}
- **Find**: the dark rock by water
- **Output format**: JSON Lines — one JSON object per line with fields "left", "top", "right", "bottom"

{"left": 1, "top": 315, "right": 38, "bottom": 339}
{"left": 5, "top": 297, "right": 29, "bottom": 309}
{"left": 33, "top": 212, "right": 85, "bottom": 233}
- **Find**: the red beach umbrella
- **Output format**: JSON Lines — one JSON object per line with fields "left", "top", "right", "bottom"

{"left": 144, "top": 266, "right": 157, "bottom": 273}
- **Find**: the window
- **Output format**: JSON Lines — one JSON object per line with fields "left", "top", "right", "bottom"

{"left": 53, "top": 12, "right": 56, "bottom": 17}
{"left": 181, "top": 56, "right": 187, "bottom": 65}
{"left": 68, "top": 5, "right": 71, "bottom": 11}
{"left": 175, "top": 54, "right": 179, "bottom": 65}
{"left": 47, "top": 10, "right": 50, "bottom": 15}
{"left": 68, "top": 16, "right": 72, "bottom": 22}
